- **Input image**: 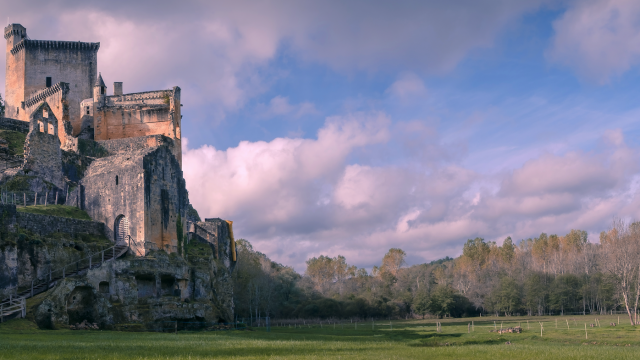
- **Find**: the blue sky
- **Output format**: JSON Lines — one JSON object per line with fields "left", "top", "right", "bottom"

{"left": 5, "top": 0, "right": 640, "bottom": 271}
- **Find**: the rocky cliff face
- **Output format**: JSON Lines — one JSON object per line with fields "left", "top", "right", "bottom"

{"left": 0, "top": 229, "right": 111, "bottom": 300}
{"left": 0, "top": 209, "right": 235, "bottom": 329}
{"left": 33, "top": 246, "right": 234, "bottom": 330}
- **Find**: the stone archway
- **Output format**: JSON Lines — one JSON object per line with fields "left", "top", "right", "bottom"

{"left": 114, "top": 215, "right": 130, "bottom": 244}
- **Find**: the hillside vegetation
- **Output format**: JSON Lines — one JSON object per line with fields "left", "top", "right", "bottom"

{"left": 17, "top": 205, "right": 92, "bottom": 221}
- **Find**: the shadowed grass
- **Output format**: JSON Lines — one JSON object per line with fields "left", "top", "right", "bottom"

{"left": 0, "top": 315, "right": 639, "bottom": 359}
{"left": 17, "top": 205, "right": 92, "bottom": 220}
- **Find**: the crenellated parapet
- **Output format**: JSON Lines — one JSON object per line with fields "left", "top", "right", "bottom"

{"left": 4, "top": 25, "right": 26, "bottom": 40}
{"left": 10, "top": 39, "right": 100, "bottom": 55}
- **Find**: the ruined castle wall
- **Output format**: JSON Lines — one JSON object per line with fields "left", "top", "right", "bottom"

{"left": 23, "top": 103, "right": 64, "bottom": 188}
{"left": 21, "top": 84, "right": 77, "bottom": 151}
{"left": 196, "top": 219, "right": 236, "bottom": 269}
{"left": 142, "top": 146, "right": 188, "bottom": 254}
{"left": 188, "top": 223, "right": 219, "bottom": 258}
{"left": 81, "top": 150, "right": 147, "bottom": 251}
{"left": 23, "top": 43, "right": 98, "bottom": 135}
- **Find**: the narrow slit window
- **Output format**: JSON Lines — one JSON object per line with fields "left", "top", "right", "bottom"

{"left": 46, "top": 77, "right": 52, "bottom": 88}
{"left": 116, "top": 175, "right": 119, "bottom": 185}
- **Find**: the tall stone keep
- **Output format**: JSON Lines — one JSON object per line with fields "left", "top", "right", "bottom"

{"left": 4, "top": 24, "right": 99, "bottom": 136}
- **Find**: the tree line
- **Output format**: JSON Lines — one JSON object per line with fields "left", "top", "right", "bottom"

{"left": 231, "top": 220, "right": 640, "bottom": 324}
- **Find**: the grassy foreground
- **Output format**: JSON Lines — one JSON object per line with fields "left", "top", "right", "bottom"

{"left": 1, "top": 315, "right": 639, "bottom": 359}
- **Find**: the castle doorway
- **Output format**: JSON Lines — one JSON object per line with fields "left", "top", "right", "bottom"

{"left": 115, "top": 215, "right": 130, "bottom": 244}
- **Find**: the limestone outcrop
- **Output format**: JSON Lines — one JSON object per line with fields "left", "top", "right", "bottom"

{"left": 33, "top": 247, "right": 234, "bottom": 330}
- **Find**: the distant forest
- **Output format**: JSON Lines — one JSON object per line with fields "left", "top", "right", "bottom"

{"left": 232, "top": 219, "right": 640, "bottom": 325}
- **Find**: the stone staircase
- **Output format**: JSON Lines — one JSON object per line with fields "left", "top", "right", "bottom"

{"left": 0, "top": 242, "right": 129, "bottom": 322}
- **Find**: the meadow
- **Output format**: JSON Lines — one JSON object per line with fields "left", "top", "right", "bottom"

{"left": 1, "top": 315, "right": 639, "bottom": 359}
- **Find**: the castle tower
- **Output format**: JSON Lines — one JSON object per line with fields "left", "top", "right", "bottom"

{"left": 4, "top": 24, "right": 27, "bottom": 119}
{"left": 93, "top": 73, "right": 106, "bottom": 106}
{"left": 3, "top": 23, "right": 99, "bottom": 134}
{"left": 4, "top": 24, "right": 26, "bottom": 51}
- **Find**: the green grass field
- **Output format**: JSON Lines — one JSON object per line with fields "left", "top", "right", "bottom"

{"left": 1, "top": 315, "right": 639, "bottom": 359}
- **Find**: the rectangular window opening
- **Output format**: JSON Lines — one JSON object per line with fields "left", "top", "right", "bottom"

{"left": 46, "top": 77, "right": 52, "bottom": 88}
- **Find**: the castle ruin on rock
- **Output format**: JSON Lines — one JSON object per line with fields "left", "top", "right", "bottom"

{"left": 0, "top": 24, "right": 236, "bottom": 329}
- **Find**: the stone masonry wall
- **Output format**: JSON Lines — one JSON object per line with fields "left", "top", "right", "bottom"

{"left": 23, "top": 40, "right": 98, "bottom": 135}
{"left": 94, "top": 87, "right": 182, "bottom": 166}
{"left": 0, "top": 117, "right": 29, "bottom": 133}
{"left": 143, "top": 146, "right": 188, "bottom": 254}
{"left": 4, "top": 25, "right": 27, "bottom": 120}
{"left": 16, "top": 211, "right": 105, "bottom": 238}
{"left": 97, "top": 135, "right": 175, "bottom": 155}
{"left": 82, "top": 144, "right": 188, "bottom": 255}
{"left": 81, "top": 149, "right": 149, "bottom": 246}
{"left": 22, "top": 102, "right": 64, "bottom": 188}
{"left": 188, "top": 219, "right": 236, "bottom": 269}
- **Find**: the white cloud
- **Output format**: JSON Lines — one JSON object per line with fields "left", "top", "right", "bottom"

{"left": 184, "top": 119, "right": 640, "bottom": 271}
{"left": 256, "top": 96, "right": 318, "bottom": 119}
{"left": 385, "top": 73, "right": 427, "bottom": 100}
{"left": 547, "top": 0, "right": 640, "bottom": 83}
{"left": 1, "top": 0, "right": 548, "bottom": 119}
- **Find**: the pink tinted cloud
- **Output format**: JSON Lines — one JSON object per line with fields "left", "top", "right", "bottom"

{"left": 547, "top": 0, "right": 640, "bottom": 83}
{"left": 185, "top": 103, "right": 640, "bottom": 271}
{"left": 1, "top": 1, "right": 548, "bottom": 114}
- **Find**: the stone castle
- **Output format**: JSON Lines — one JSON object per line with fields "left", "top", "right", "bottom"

{"left": 0, "top": 24, "right": 236, "bottom": 329}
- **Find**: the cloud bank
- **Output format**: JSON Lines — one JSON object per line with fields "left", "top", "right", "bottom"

{"left": 548, "top": 0, "right": 640, "bottom": 83}
{"left": 184, "top": 113, "right": 640, "bottom": 270}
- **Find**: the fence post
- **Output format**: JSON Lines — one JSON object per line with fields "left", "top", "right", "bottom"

{"left": 31, "top": 280, "right": 33, "bottom": 298}
{"left": 55, "top": 192, "right": 58, "bottom": 205}
{"left": 22, "top": 298, "right": 26, "bottom": 318}
{"left": 34, "top": 192, "right": 37, "bottom": 206}
{"left": 44, "top": 191, "right": 48, "bottom": 206}
{"left": 112, "top": 247, "right": 115, "bottom": 259}
{"left": 23, "top": 193, "right": 25, "bottom": 207}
